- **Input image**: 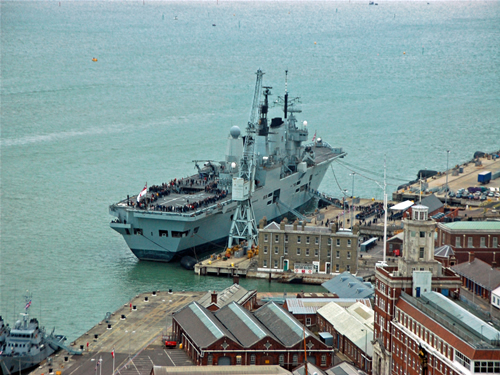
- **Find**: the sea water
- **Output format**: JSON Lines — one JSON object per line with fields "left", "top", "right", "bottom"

{"left": 1, "top": 1, "right": 499, "bottom": 341}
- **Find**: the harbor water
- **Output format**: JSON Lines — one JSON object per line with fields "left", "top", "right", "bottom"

{"left": 1, "top": 1, "right": 499, "bottom": 342}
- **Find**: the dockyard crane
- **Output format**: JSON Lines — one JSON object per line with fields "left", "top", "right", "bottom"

{"left": 227, "top": 70, "right": 264, "bottom": 249}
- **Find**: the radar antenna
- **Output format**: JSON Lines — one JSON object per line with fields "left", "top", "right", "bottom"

{"left": 228, "top": 70, "right": 264, "bottom": 248}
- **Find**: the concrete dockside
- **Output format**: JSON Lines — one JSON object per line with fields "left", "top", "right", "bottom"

{"left": 29, "top": 291, "right": 203, "bottom": 375}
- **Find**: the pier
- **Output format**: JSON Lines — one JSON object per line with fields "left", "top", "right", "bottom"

{"left": 29, "top": 291, "right": 203, "bottom": 375}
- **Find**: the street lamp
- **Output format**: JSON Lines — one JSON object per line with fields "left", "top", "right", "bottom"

{"left": 350, "top": 172, "right": 356, "bottom": 228}
{"left": 445, "top": 150, "right": 450, "bottom": 207}
{"left": 342, "top": 189, "right": 348, "bottom": 230}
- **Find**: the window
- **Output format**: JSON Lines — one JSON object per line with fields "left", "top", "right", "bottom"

{"left": 274, "top": 246, "right": 279, "bottom": 254}
{"left": 419, "top": 247, "right": 424, "bottom": 259}
{"left": 420, "top": 231, "right": 425, "bottom": 238}
{"left": 455, "top": 351, "right": 471, "bottom": 370}
{"left": 347, "top": 239, "right": 351, "bottom": 247}
{"left": 285, "top": 234, "right": 288, "bottom": 243}
{"left": 263, "top": 260, "right": 267, "bottom": 268}
{"left": 275, "top": 235, "right": 279, "bottom": 243}
{"left": 306, "top": 236, "right": 310, "bottom": 244}
{"left": 321, "top": 354, "right": 326, "bottom": 366}
{"left": 468, "top": 237, "right": 473, "bottom": 247}
{"left": 159, "top": 230, "right": 168, "bottom": 237}
{"left": 297, "top": 248, "right": 301, "bottom": 256}
{"left": 474, "top": 360, "right": 500, "bottom": 373}
{"left": 306, "top": 248, "right": 310, "bottom": 256}
{"left": 284, "top": 247, "right": 288, "bottom": 255}
{"left": 236, "top": 355, "right": 242, "bottom": 365}
{"left": 335, "top": 264, "right": 339, "bottom": 272}
{"left": 134, "top": 228, "right": 143, "bottom": 235}
{"left": 493, "top": 237, "right": 498, "bottom": 248}
{"left": 293, "top": 355, "right": 298, "bottom": 366}
{"left": 456, "top": 236, "right": 461, "bottom": 247}
{"left": 336, "top": 239, "right": 340, "bottom": 246}
{"left": 263, "top": 246, "right": 268, "bottom": 254}
{"left": 274, "top": 260, "right": 278, "bottom": 268}
{"left": 306, "top": 317, "right": 311, "bottom": 326}
{"left": 480, "top": 237, "right": 485, "bottom": 248}
{"left": 327, "top": 250, "right": 331, "bottom": 258}
{"left": 250, "top": 354, "right": 256, "bottom": 365}
{"left": 279, "top": 354, "right": 284, "bottom": 366}
{"left": 264, "top": 234, "right": 268, "bottom": 242}
{"left": 315, "top": 248, "right": 319, "bottom": 257}
{"left": 315, "top": 237, "right": 319, "bottom": 245}
{"left": 347, "top": 264, "right": 350, "bottom": 272}
{"left": 297, "top": 236, "right": 301, "bottom": 244}
{"left": 347, "top": 251, "right": 351, "bottom": 259}
{"left": 328, "top": 238, "right": 331, "bottom": 246}
{"left": 336, "top": 251, "right": 340, "bottom": 258}
{"left": 208, "top": 355, "right": 213, "bottom": 365}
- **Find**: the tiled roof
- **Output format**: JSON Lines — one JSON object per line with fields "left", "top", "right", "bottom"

{"left": 322, "top": 272, "right": 374, "bottom": 299}
{"left": 421, "top": 194, "right": 443, "bottom": 213}
{"left": 174, "top": 302, "right": 237, "bottom": 348}
{"left": 214, "top": 302, "right": 276, "bottom": 347}
{"left": 198, "top": 283, "right": 254, "bottom": 309}
{"left": 441, "top": 221, "right": 500, "bottom": 231}
{"left": 434, "top": 245, "right": 455, "bottom": 258}
{"left": 253, "top": 302, "right": 313, "bottom": 347}
{"left": 451, "top": 259, "right": 500, "bottom": 290}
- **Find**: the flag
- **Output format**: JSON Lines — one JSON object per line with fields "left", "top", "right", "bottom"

{"left": 111, "top": 349, "right": 115, "bottom": 358}
{"left": 25, "top": 300, "right": 31, "bottom": 310}
{"left": 311, "top": 131, "right": 317, "bottom": 142}
{"left": 137, "top": 183, "right": 147, "bottom": 203}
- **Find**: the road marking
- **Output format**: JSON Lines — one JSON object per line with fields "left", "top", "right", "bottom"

{"left": 164, "top": 349, "right": 176, "bottom": 366}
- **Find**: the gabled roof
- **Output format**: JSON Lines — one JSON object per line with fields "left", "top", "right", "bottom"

{"left": 451, "top": 259, "right": 500, "bottom": 290}
{"left": 173, "top": 302, "right": 237, "bottom": 348}
{"left": 214, "top": 302, "right": 276, "bottom": 347}
{"left": 387, "top": 232, "right": 404, "bottom": 242}
{"left": 292, "top": 361, "right": 325, "bottom": 375}
{"left": 264, "top": 222, "right": 281, "bottom": 230}
{"left": 421, "top": 194, "right": 443, "bottom": 213}
{"left": 253, "top": 302, "right": 313, "bottom": 347}
{"left": 322, "top": 272, "right": 374, "bottom": 299}
{"left": 317, "top": 302, "right": 373, "bottom": 357}
{"left": 198, "top": 283, "right": 255, "bottom": 309}
{"left": 434, "top": 245, "right": 455, "bottom": 258}
{"left": 325, "top": 361, "right": 367, "bottom": 375}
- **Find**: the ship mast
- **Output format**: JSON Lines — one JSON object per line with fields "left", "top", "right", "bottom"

{"left": 227, "top": 70, "right": 264, "bottom": 249}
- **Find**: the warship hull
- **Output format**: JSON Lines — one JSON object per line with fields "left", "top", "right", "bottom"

{"left": 0, "top": 336, "right": 65, "bottom": 375}
{"left": 110, "top": 159, "right": 337, "bottom": 262}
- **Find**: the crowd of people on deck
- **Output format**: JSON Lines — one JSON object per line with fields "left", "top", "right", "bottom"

{"left": 127, "top": 175, "right": 226, "bottom": 213}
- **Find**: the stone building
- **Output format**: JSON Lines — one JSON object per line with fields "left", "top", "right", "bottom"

{"left": 371, "top": 205, "right": 462, "bottom": 375}
{"left": 257, "top": 220, "right": 359, "bottom": 275}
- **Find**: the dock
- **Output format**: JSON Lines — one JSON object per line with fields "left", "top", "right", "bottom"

{"left": 29, "top": 291, "right": 203, "bottom": 375}
{"left": 194, "top": 253, "right": 256, "bottom": 277}
{"left": 392, "top": 154, "right": 500, "bottom": 205}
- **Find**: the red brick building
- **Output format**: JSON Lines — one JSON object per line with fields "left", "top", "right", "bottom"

{"left": 436, "top": 221, "right": 500, "bottom": 267}
{"left": 372, "top": 205, "right": 462, "bottom": 375}
{"left": 172, "top": 301, "right": 333, "bottom": 370}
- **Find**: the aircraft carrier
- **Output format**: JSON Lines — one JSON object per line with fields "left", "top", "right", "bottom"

{"left": 109, "top": 71, "right": 346, "bottom": 262}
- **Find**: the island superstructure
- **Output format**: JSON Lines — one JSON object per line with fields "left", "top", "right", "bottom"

{"left": 109, "top": 71, "right": 346, "bottom": 262}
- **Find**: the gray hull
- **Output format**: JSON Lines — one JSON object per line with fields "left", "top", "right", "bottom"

{"left": 110, "top": 159, "right": 335, "bottom": 262}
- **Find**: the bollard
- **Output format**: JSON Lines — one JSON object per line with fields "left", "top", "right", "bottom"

{"left": 152, "top": 291, "right": 157, "bottom": 296}
{"left": 144, "top": 296, "right": 149, "bottom": 302}
{"left": 107, "top": 324, "right": 112, "bottom": 329}
{"left": 132, "top": 305, "right": 137, "bottom": 310}
{"left": 64, "top": 356, "right": 69, "bottom": 362}
{"left": 121, "top": 314, "right": 126, "bottom": 320}
{"left": 94, "top": 334, "right": 98, "bottom": 339}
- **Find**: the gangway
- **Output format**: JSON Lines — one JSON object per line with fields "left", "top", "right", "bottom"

{"left": 46, "top": 336, "right": 83, "bottom": 355}
{"left": 276, "top": 198, "right": 311, "bottom": 223}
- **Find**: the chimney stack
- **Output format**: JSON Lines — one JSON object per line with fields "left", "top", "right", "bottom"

{"left": 211, "top": 291, "right": 217, "bottom": 304}
{"left": 468, "top": 252, "right": 475, "bottom": 263}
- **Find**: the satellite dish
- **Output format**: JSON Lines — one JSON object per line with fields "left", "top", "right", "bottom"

{"left": 303, "top": 121, "right": 308, "bottom": 127}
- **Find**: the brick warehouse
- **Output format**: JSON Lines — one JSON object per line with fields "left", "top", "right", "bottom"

{"left": 172, "top": 301, "right": 333, "bottom": 370}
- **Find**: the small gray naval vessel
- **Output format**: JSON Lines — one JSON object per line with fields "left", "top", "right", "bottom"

{"left": 0, "top": 297, "right": 66, "bottom": 375}
{"left": 109, "top": 71, "right": 346, "bottom": 262}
